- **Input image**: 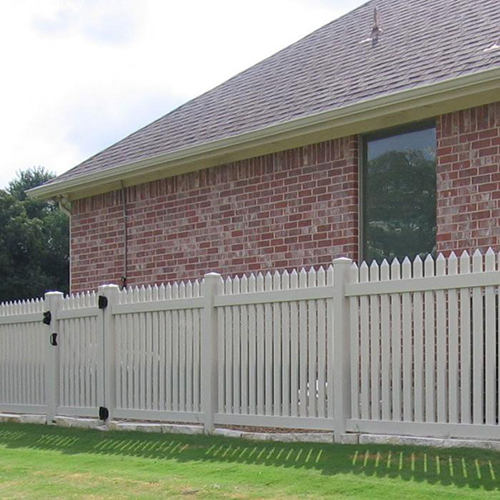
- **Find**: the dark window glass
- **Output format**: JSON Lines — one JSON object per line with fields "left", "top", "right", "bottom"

{"left": 363, "top": 124, "right": 436, "bottom": 263}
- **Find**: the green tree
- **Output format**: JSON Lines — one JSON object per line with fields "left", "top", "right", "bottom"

{"left": 0, "top": 167, "right": 69, "bottom": 301}
{"left": 364, "top": 149, "right": 436, "bottom": 264}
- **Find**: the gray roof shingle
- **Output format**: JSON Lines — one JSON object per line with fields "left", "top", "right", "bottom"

{"left": 49, "top": 0, "right": 500, "bottom": 186}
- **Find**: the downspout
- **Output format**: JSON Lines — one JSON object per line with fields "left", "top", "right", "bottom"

{"left": 121, "top": 182, "right": 128, "bottom": 289}
{"left": 55, "top": 196, "right": 72, "bottom": 294}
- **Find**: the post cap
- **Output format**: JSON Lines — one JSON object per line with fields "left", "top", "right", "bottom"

{"left": 98, "top": 284, "right": 121, "bottom": 293}
{"left": 333, "top": 257, "right": 353, "bottom": 265}
{"left": 204, "top": 272, "right": 222, "bottom": 279}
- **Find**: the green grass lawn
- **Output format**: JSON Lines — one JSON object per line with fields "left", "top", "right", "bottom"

{"left": 0, "top": 423, "right": 500, "bottom": 499}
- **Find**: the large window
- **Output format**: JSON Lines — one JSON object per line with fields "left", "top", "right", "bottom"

{"left": 363, "top": 123, "right": 437, "bottom": 264}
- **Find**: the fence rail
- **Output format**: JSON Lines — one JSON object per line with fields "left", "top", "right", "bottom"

{"left": 2, "top": 249, "right": 500, "bottom": 442}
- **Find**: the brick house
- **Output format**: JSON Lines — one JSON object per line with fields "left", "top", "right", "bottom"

{"left": 31, "top": 0, "right": 500, "bottom": 293}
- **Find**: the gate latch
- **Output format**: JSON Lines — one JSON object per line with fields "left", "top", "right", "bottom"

{"left": 50, "top": 333, "right": 58, "bottom": 346}
{"left": 98, "top": 295, "right": 108, "bottom": 309}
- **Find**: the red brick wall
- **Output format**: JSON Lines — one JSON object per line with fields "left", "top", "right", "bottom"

{"left": 71, "top": 137, "right": 359, "bottom": 292}
{"left": 71, "top": 191, "right": 126, "bottom": 292}
{"left": 70, "top": 102, "right": 500, "bottom": 292}
{"left": 437, "top": 103, "right": 500, "bottom": 254}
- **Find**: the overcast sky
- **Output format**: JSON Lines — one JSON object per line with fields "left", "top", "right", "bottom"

{"left": 0, "top": 0, "right": 367, "bottom": 188}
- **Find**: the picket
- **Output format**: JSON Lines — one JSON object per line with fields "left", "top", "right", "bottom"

{"left": 436, "top": 254, "right": 447, "bottom": 423}
{"left": 299, "top": 269, "right": 308, "bottom": 418}
{"left": 265, "top": 272, "right": 273, "bottom": 416}
{"left": 472, "top": 250, "right": 484, "bottom": 425}
{"left": 326, "top": 265, "right": 334, "bottom": 419}
{"left": 485, "top": 248, "right": 496, "bottom": 425}
{"left": 308, "top": 268, "right": 317, "bottom": 418}
{"left": 233, "top": 276, "right": 241, "bottom": 415}
{"left": 413, "top": 256, "right": 424, "bottom": 423}
{"left": 360, "top": 262, "right": 370, "bottom": 421}
{"left": 391, "top": 259, "right": 402, "bottom": 422}
{"left": 256, "top": 273, "right": 265, "bottom": 416}
{"left": 240, "top": 275, "right": 249, "bottom": 415}
{"left": 248, "top": 274, "right": 257, "bottom": 415}
{"left": 459, "top": 251, "right": 471, "bottom": 424}
{"left": 317, "top": 267, "right": 327, "bottom": 418}
{"left": 401, "top": 258, "right": 412, "bottom": 423}
{"left": 448, "top": 253, "right": 459, "bottom": 424}
{"left": 370, "top": 261, "right": 380, "bottom": 421}
{"left": 424, "top": 254, "right": 436, "bottom": 423}
{"left": 273, "top": 271, "right": 282, "bottom": 417}
{"left": 350, "top": 263, "right": 360, "bottom": 421}
{"left": 281, "top": 271, "right": 291, "bottom": 417}
{"left": 380, "top": 260, "right": 391, "bottom": 421}
{"left": 290, "top": 270, "right": 299, "bottom": 417}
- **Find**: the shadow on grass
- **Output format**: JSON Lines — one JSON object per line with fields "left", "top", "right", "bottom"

{"left": 0, "top": 423, "right": 499, "bottom": 491}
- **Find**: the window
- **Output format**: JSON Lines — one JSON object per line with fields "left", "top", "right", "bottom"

{"left": 362, "top": 123, "right": 437, "bottom": 264}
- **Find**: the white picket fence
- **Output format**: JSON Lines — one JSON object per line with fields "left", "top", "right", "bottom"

{"left": 214, "top": 268, "right": 336, "bottom": 430}
{"left": 2, "top": 249, "right": 500, "bottom": 442}
{"left": 0, "top": 299, "right": 46, "bottom": 414}
{"left": 347, "top": 249, "right": 500, "bottom": 440}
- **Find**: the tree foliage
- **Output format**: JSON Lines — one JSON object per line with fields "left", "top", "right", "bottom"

{"left": 364, "top": 149, "right": 436, "bottom": 264}
{"left": 0, "top": 167, "right": 69, "bottom": 301}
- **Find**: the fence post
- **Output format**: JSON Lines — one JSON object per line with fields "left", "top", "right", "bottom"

{"left": 98, "top": 284, "right": 120, "bottom": 423}
{"left": 333, "top": 257, "right": 353, "bottom": 443}
{"left": 44, "top": 291, "right": 64, "bottom": 424}
{"left": 201, "top": 272, "right": 222, "bottom": 433}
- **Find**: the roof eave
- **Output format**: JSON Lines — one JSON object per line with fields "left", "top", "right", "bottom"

{"left": 28, "top": 67, "right": 500, "bottom": 201}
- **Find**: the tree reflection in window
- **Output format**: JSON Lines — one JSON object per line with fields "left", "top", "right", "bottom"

{"left": 363, "top": 125, "right": 436, "bottom": 264}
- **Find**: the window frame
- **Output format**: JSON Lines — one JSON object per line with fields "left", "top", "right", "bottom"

{"left": 359, "top": 119, "right": 437, "bottom": 264}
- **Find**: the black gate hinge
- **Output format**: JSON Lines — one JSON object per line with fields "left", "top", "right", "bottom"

{"left": 42, "top": 311, "right": 52, "bottom": 325}
{"left": 98, "top": 295, "right": 108, "bottom": 309}
{"left": 99, "top": 406, "right": 109, "bottom": 421}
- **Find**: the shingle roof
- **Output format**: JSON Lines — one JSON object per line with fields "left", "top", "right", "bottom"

{"left": 50, "top": 0, "right": 499, "bottom": 186}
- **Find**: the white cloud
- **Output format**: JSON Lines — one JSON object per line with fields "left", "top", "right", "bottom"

{"left": 0, "top": 0, "right": 366, "bottom": 188}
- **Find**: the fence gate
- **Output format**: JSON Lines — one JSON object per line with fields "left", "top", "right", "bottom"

{"left": 43, "top": 289, "right": 117, "bottom": 422}
{"left": 56, "top": 292, "right": 102, "bottom": 419}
